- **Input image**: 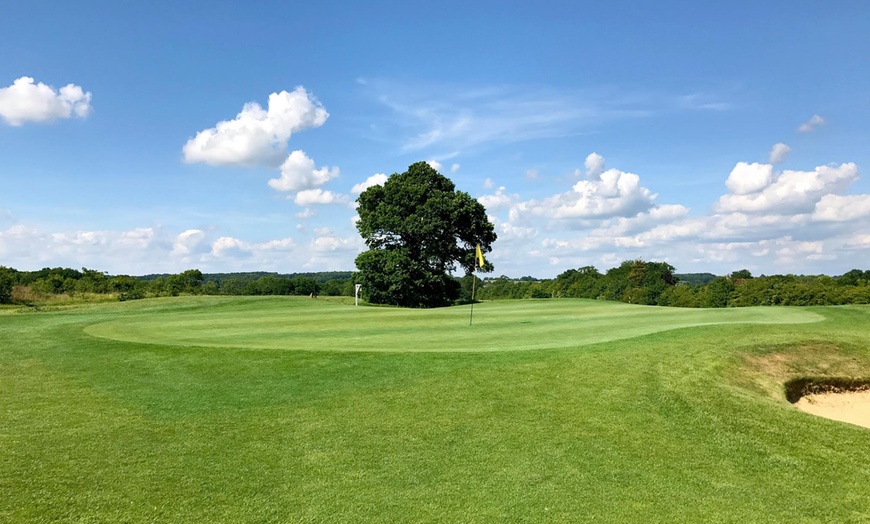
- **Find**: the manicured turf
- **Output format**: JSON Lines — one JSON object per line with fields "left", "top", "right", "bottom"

{"left": 2, "top": 297, "right": 869, "bottom": 522}
{"left": 84, "top": 296, "right": 824, "bottom": 352}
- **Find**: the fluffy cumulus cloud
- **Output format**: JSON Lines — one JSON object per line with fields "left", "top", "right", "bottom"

{"left": 592, "top": 204, "right": 691, "bottom": 238}
{"left": 518, "top": 169, "right": 655, "bottom": 221}
{"left": 312, "top": 232, "right": 360, "bottom": 253}
{"left": 491, "top": 216, "right": 537, "bottom": 242}
{"left": 813, "top": 194, "right": 870, "bottom": 222}
{"left": 118, "top": 228, "right": 158, "bottom": 250}
{"left": 583, "top": 152, "right": 606, "bottom": 178}
{"left": 268, "top": 150, "right": 339, "bottom": 192}
{"left": 182, "top": 87, "right": 328, "bottom": 167}
{"left": 0, "top": 225, "right": 167, "bottom": 273}
{"left": 479, "top": 154, "right": 667, "bottom": 274}
{"left": 715, "top": 163, "right": 858, "bottom": 215}
{"left": 171, "top": 229, "right": 208, "bottom": 258}
{"left": 426, "top": 160, "right": 442, "bottom": 171}
{"left": 0, "top": 225, "right": 41, "bottom": 259}
{"left": 768, "top": 143, "right": 791, "bottom": 164}
{"left": 502, "top": 154, "right": 658, "bottom": 225}
{"left": 0, "top": 76, "right": 92, "bottom": 126}
{"left": 724, "top": 162, "right": 775, "bottom": 195}
{"left": 351, "top": 173, "right": 388, "bottom": 194}
{"left": 304, "top": 230, "right": 365, "bottom": 269}
{"left": 0, "top": 220, "right": 366, "bottom": 274}
{"left": 293, "top": 189, "right": 349, "bottom": 206}
{"left": 477, "top": 186, "right": 518, "bottom": 212}
{"left": 474, "top": 147, "right": 870, "bottom": 277}
{"left": 211, "top": 236, "right": 251, "bottom": 258}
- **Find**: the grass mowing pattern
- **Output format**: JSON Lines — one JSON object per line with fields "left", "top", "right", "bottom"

{"left": 83, "top": 296, "right": 823, "bottom": 352}
{"left": 2, "top": 297, "right": 869, "bottom": 522}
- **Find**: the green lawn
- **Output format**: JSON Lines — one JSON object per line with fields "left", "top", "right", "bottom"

{"left": 2, "top": 297, "right": 869, "bottom": 522}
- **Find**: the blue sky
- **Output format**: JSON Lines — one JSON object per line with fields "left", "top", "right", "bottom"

{"left": 2, "top": 1, "right": 869, "bottom": 277}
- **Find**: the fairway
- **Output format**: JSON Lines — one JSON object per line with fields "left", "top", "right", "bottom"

{"left": 2, "top": 298, "right": 869, "bottom": 522}
{"left": 83, "top": 296, "right": 824, "bottom": 352}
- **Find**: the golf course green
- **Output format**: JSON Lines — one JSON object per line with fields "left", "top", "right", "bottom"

{"left": 2, "top": 297, "right": 869, "bottom": 522}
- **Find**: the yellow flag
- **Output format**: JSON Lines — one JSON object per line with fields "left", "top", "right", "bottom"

{"left": 475, "top": 244, "right": 485, "bottom": 268}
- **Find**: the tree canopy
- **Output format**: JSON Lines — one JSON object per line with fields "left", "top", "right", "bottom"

{"left": 354, "top": 161, "right": 496, "bottom": 308}
{"left": 0, "top": 266, "right": 13, "bottom": 304}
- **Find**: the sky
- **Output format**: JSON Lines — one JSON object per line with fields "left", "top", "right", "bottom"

{"left": 2, "top": 1, "right": 869, "bottom": 278}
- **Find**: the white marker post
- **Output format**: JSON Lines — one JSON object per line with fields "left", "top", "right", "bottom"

{"left": 355, "top": 284, "right": 362, "bottom": 306}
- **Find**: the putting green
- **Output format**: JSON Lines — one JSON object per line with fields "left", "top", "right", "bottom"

{"left": 84, "top": 296, "right": 824, "bottom": 352}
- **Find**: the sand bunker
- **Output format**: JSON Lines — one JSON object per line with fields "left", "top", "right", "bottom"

{"left": 795, "top": 390, "right": 870, "bottom": 429}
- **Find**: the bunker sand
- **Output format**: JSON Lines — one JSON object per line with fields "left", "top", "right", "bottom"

{"left": 795, "top": 390, "right": 870, "bottom": 429}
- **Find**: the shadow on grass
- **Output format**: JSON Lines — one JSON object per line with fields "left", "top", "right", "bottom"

{"left": 784, "top": 377, "right": 870, "bottom": 403}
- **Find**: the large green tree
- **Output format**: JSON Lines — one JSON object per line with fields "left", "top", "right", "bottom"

{"left": 355, "top": 162, "right": 497, "bottom": 308}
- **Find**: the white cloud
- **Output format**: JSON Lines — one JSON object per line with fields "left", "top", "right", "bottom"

{"left": 427, "top": 160, "right": 442, "bottom": 171}
{"left": 483, "top": 178, "right": 494, "bottom": 189}
{"left": 451, "top": 163, "right": 460, "bottom": 173}
{"left": 0, "top": 76, "right": 92, "bottom": 126}
{"left": 115, "top": 228, "right": 158, "bottom": 252}
{"left": 775, "top": 237, "right": 827, "bottom": 264}
{"left": 257, "top": 237, "right": 296, "bottom": 252}
{"left": 0, "top": 223, "right": 361, "bottom": 274}
{"left": 715, "top": 163, "right": 858, "bottom": 215}
{"left": 293, "top": 189, "right": 349, "bottom": 206}
{"left": 497, "top": 221, "right": 537, "bottom": 242}
{"left": 593, "top": 204, "right": 691, "bottom": 238}
{"left": 518, "top": 167, "right": 656, "bottom": 220}
{"left": 351, "top": 173, "right": 388, "bottom": 194}
{"left": 312, "top": 234, "right": 360, "bottom": 252}
{"left": 798, "top": 114, "right": 825, "bottom": 133}
{"left": 845, "top": 233, "right": 870, "bottom": 250}
{"left": 304, "top": 233, "right": 365, "bottom": 270}
{"left": 525, "top": 168, "right": 538, "bottom": 180}
{"left": 211, "top": 236, "right": 251, "bottom": 258}
{"left": 268, "top": 150, "right": 339, "bottom": 192}
{"left": 295, "top": 208, "right": 315, "bottom": 219}
{"left": 182, "top": 87, "right": 328, "bottom": 167}
{"left": 724, "top": 162, "right": 774, "bottom": 195}
{"left": 768, "top": 143, "right": 791, "bottom": 164}
{"left": 0, "top": 225, "right": 170, "bottom": 273}
{"left": 813, "top": 194, "right": 870, "bottom": 222}
{"left": 171, "top": 229, "right": 207, "bottom": 257}
{"left": 481, "top": 147, "right": 870, "bottom": 277}
{"left": 584, "top": 152, "right": 605, "bottom": 178}
{"left": 51, "top": 230, "right": 107, "bottom": 246}
{"left": 477, "top": 186, "right": 518, "bottom": 212}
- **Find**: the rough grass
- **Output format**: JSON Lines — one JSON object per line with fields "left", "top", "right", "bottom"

{"left": 1, "top": 297, "right": 869, "bottom": 523}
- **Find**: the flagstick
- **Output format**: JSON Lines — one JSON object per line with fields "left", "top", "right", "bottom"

{"left": 469, "top": 268, "right": 477, "bottom": 326}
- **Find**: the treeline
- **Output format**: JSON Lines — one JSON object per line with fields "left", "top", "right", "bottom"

{"left": 0, "top": 266, "right": 147, "bottom": 302}
{"left": 473, "top": 261, "right": 870, "bottom": 307}
{"left": 0, "top": 266, "right": 356, "bottom": 304}
{"left": 3, "top": 262, "right": 869, "bottom": 308}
